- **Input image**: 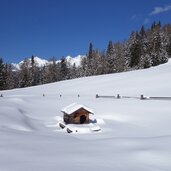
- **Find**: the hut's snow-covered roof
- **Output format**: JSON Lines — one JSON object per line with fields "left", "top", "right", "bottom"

{"left": 61, "top": 103, "right": 94, "bottom": 115}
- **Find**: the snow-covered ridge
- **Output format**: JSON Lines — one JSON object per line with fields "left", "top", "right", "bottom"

{"left": 12, "top": 56, "right": 49, "bottom": 70}
{"left": 65, "top": 55, "right": 84, "bottom": 67}
{"left": 12, "top": 55, "right": 85, "bottom": 70}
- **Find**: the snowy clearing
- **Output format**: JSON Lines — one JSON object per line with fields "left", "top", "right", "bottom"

{"left": 0, "top": 60, "right": 171, "bottom": 171}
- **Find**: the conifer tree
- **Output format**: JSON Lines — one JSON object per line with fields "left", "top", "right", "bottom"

{"left": 30, "top": 55, "right": 36, "bottom": 86}
{"left": 0, "top": 58, "right": 6, "bottom": 90}
{"left": 4, "top": 64, "right": 15, "bottom": 89}
{"left": 69, "top": 63, "right": 78, "bottom": 79}
{"left": 150, "top": 22, "right": 168, "bottom": 66}
{"left": 140, "top": 25, "right": 146, "bottom": 38}
{"left": 19, "top": 59, "right": 30, "bottom": 87}
{"left": 167, "top": 37, "right": 171, "bottom": 57}
{"left": 113, "top": 42, "right": 125, "bottom": 72}
{"left": 88, "top": 43, "right": 93, "bottom": 59}
{"left": 86, "top": 43, "right": 94, "bottom": 76}
{"left": 106, "top": 41, "right": 114, "bottom": 58}
{"left": 80, "top": 57, "right": 88, "bottom": 77}
{"left": 106, "top": 40, "right": 115, "bottom": 73}
{"left": 129, "top": 32, "right": 142, "bottom": 68}
{"left": 60, "top": 57, "right": 68, "bottom": 80}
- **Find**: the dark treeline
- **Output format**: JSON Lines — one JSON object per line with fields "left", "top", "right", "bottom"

{"left": 0, "top": 22, "right": 171, "bottom": 90}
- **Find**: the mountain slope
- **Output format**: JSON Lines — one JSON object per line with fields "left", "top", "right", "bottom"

{"left": 0, "top": 60, "right": 171, "bottom": 171}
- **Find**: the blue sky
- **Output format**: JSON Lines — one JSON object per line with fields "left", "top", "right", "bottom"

{"left": 0, "top": 0, "right": 171, "bottom": 63}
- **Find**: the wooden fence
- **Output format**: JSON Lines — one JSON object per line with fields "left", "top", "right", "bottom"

{"left": 96, "top": 94, "right": 171, "bottom": 101}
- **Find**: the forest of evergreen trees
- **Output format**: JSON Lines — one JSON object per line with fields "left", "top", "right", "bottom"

{"left": 0, "top": 22, "right": 171, "bottom": 90}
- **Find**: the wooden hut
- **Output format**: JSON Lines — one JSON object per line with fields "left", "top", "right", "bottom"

{"left": 61, "top": 103, "right": 93, "bottom": 124}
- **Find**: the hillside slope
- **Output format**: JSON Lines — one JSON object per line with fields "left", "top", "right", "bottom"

{"left": 0, "top": 60, "right": 171, "bottom": 171}
{"left": 5, "top": 59, "right": 171, "bottom": 96}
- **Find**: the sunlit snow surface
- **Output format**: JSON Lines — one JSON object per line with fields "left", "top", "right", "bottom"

{"left": 1, "top": 60, "right": 171, "bottom": 171}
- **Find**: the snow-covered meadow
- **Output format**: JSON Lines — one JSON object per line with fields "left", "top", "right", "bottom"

{"left": 0, "top": 60, "right": 171, "bottom": 171}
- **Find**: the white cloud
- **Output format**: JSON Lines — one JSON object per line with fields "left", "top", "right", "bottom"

{"left": 150, "top": 4, "right": 171, "bottom": 15}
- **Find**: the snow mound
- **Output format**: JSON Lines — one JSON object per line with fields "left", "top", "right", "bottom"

{"left": 57, "top": 121, "right": 101, "bottom": 134}
{"left": 48, "top": 116, "right": 102, "bottom": 134}
{"left": 0, "top": 106, "right": 37, "bottom": 132}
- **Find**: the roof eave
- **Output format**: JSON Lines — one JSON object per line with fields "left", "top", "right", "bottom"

{"left": 61, "top": 107, "right": 94, "bottom": 115}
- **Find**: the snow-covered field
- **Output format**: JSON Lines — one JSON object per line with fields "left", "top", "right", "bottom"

{"left": 1, "top": 60, "right": 171, "bottom": 171}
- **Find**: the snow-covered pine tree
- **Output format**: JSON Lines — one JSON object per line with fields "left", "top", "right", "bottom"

{"left": 45, "top": 57, "right": 60, "bottom": 83}
{"left": 0, "top": 58, "right": 7, "bottom": 90}
{"left": 60, "top": 57, "right": 69, "bottom": 80}
{"left": 95, "top": 51, "right": 106, "bottom": 75}
{"left": 151, "top": 33, "right": 161, "bottom": 66}
{"left": 113, "top": 42, "right": 125, "bottom": 72}
{"left": 139, "top": 25, "right": 146, "bottom": 38}
{"left": 86, "top": 43, "right": 94, "bottom": 76}
{"left": 139, "top": 25, "right": 152, "bottom": 69}
{"left": 80, "top": 57, "right": 87, "bottom": 77}
{"left": 69, "top": 63, "right": 78, "bottom": 79}
{"left": 4, "top": 64, "right": 16, "bottom": 89}
{"left": 90, "top": 50, "right": 102, "bottom": 75}
{"left": 163, "top": 24, "right": 171, "bottom": 58}
{"left": 19, "top": 59, "right": 30, "bottom": 87}
{"left": 159, "top": 31, "right": 169, "bottom": 64}
{"left": 39, "top": 65, "right": 48, "bottom": 84}
{"left": 167, "top": 37, "right": 171, "bottom": 57}
{"left": 106, "top": 41, "right": 116, "bottom": 73}
{"left": 129, "top": 32, "right": 142, "bottom": 68}
{"left": 150, "top": 22, "right": 168, "bottom": 66}
{"left": 122, "top": 40, "right": 131, "bottom": 71}
{"left": 30, "top": 56, "right": 37, "bottom": 86}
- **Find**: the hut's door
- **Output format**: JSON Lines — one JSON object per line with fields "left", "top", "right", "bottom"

{"left": 80, "top": 115, "right": 86, "bottom": 124}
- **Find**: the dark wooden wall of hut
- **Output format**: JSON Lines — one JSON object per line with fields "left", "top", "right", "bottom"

{"left": 63, "top": 108, "right": 89, "bottom": 124}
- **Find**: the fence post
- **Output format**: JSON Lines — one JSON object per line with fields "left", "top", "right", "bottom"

{"left": 117, "top": 94, "right": 120, "bottom": 99}
{"left": 140, "top": 94, "right": 145, "bottom": 100}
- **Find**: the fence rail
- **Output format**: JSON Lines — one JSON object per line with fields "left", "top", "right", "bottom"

{"left": 96, "top": 94, "right": 171, "bottom": 101}
{"left": 149, "top": 97, "right": 171, "bottom": 100}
